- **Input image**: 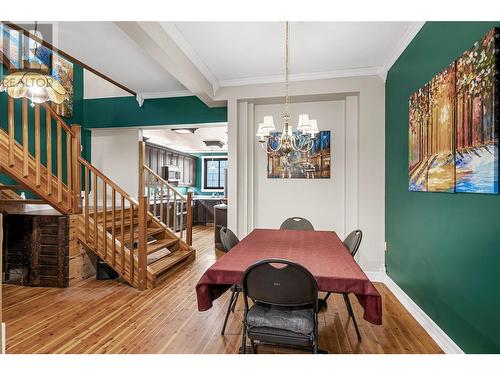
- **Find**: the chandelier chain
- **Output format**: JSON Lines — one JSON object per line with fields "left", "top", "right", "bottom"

{"left": 285, "top": 21, "right": 289, "bottom": 116}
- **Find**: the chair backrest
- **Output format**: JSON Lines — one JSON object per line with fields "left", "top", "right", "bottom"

{"left": 242, "top": 259, "right": 318, "bottom": 311}
{"left": 343, "top": 229, "right": 362, "bottom": 257}
{"left": 219, "top": 227, "right": 239, "bottom": 252}
{"left": 279, "top": 217, "right": 314, "bottom": 231}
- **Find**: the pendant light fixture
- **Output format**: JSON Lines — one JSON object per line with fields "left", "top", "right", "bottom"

{"left": 0, "top": 22, "right": 66, "bottom": 107}
{"left": 256, "top": 21, "right": 320, "bottom": 156}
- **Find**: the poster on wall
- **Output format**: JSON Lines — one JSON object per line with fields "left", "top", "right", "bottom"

{"left": 408, "top": 27, "right": 498, "bottom": 194}
{"left": 51, "top": 52, "right": 73, "bottom": 118}
{"left": 267, "top": 131, "right": 331, "bottom": 179}
{"left": 0, "top": 24, "right": 20, "bottom": 69}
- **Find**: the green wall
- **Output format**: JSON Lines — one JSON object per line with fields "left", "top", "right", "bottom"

{"left": 83, "top": 95, "right": 227, "bottom": 128}
{"left": 386, "top": 22, "right": 500, "bottom": 353}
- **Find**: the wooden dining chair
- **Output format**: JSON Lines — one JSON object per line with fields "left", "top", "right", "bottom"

{"left": 241, "top": 259, "right": 320, "bottom": 354}
{"left": 280, "top": 217, "right": 314, "bottom": 231}
{"left": 219, "top": 227, "right": 242, "bottom": 335}
{"left": 320, "top": 229, "right": 363, "bottom": 341}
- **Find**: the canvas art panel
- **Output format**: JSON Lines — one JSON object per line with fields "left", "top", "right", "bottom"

{"left": 455, "top": 28, "right": 499, "bottom": 194}
{"left": 267, "top": 131, "right": 331, "bottom": 179}
{"left": 408, "top": 27, "right": 499, "bottom": 194}
{"left": 51, "top": 53, "right": 74, "bottom": 118}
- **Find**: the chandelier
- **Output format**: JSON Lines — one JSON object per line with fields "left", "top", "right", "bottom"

{"left": 256, "top": 21, "right": 320, "bottom": 156}
{"left": 0, "top": 22, "right": 66, "bottom": 107}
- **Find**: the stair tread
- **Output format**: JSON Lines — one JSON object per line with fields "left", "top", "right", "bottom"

{"left": 121, "top": 226, "right": 165, "bottom": 239}
{"left": 147, "top": 238, "right": 178, "bottom": 254}
{"left": 149, "top": 250, "right": 194, "bottom": 274}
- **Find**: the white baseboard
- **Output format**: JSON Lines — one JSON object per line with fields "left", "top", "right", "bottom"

{"left": 383, "top": 275, "right": 464, "bottom": 354}
{"left": 364, "top": 271, "right": 387, "bottom": 283}
{"left": 1, "top": 322, "right": 5, "bottom": 354}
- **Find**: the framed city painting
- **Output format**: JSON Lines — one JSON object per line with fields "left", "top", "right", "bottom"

{"left": 51, "top": 52, "right": 74, "bottom": 118}
{"left": 408, "top": 27, "right": 499, "bottom": 194}
{"left": 267, "top": 131, "right": 331, "bottom": 179}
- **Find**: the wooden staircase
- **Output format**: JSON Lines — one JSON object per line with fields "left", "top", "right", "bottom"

{"left": 0, "top": 95, "right": 195, "bottom": 290}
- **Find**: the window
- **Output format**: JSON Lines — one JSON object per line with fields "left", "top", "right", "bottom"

{"left": 203, "top": 157, "right": 228, "bottom": 190}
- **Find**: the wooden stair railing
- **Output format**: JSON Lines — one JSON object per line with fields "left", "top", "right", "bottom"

{"left": 139, "top": 141, "right": 193, "bottom": 246}
{"left": 0, "top": 97, "right": 81, "bottom": 214}
{"left": 78, "top": 157, "right": 148, "bottom": 290}
{"left": 1, "top": 96, "right": 194, "bottom": 289}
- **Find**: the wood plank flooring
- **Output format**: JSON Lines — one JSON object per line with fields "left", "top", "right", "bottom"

{"left": 2, "top": 225, "right": 443, "bottom": 354}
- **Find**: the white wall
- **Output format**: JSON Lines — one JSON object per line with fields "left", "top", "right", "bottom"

{"left": 84, "top": 69, "right": 132, "bottom": 99}
{"left": 90, "top": 128, "right": 142, "bottom": 199}
{"left": 253, "top": 101, "right": 346, "bottom": 233}
{"left": 217, "top": 75, "right": 385, "bottom": 273}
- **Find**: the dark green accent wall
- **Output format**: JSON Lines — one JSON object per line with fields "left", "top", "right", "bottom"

{"left": 83, "top": 95, "right": 227, "bottom": 128}
{"left": 386, "top": 22, "right": 500, "bottom": 353}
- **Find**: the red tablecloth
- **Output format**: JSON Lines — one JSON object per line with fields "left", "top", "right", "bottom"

{"left": 196, "top": 229, "right": 382, "bottom": 325}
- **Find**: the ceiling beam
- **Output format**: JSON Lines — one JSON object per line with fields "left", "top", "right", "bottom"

{"left": 115, "top": 21, "right": 225, "bottom": 108}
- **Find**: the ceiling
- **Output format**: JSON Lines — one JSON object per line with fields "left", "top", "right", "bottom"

{"left": 56, "top": 22, "right": 187, "bottom": 96}
{"left": 143, "top": 125, "right": 228, "bottom": 154}
{"left": 42, "top": 21, "right": 421, "bottom": 100}
{"left": 171, "top": 21, "right": 413, "bottom": 85}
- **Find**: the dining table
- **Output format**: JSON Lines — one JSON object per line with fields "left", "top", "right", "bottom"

{"left": 196, "top": 228, "right": 382, "bottom": 325}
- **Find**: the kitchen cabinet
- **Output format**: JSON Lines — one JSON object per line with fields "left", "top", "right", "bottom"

{"left": 145, "top": 143, "right": 196, "bottom": 187}
{"left": 195, "top": 198, "right": 226, "bottom": 225}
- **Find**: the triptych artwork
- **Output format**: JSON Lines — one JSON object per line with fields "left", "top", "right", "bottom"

{"left": 409, "top": 28, "right": 499, "bottom": 194}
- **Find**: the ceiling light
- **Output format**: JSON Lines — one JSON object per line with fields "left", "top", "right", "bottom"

{"left": 203, "top": 140, "right": 225, "bottom": 148}
{"left": 171, "top": 128, "right": 198, "bottom": 134}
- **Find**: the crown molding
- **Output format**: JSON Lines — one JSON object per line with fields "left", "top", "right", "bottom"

{"left": 218, "top": 67, "right": 384, "bottom": 87}
{"left": 160, "top": 22, "right": 219, "bottom": 95}
{"left": 382, "top": 21, "right": 425, "bottom": 74}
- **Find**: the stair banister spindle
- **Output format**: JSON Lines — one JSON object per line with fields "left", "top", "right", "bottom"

{"left": 71, "top": 124, "right": 82, "bottom": 214}
{"left": 84, "top": 165, "right": 89, "bottom": 243}
{"left": 186, "top": 191, "right": 193, "bottom": 246}
{"left": 111, "top": 189, "right": 116, "bottom": 267}
{"left": 120, "top": 195, "right": 125, "bottom": 274}
{"left": 22, "top": 98, "right": 29, "bottom": 177}
{"left": 129, "top": 203, "right": 134, "bottom": 283}
{"left": 138, "top": 195, "right": 148, "bottom": 290}
{"left": 66, "top": 130, "right": 72, "bottom": 206}
{"left": 179, "top": 196, "right": 184, "bottom": 240}
{"left": 56, "top": 122, "right": 63, "bottom": 204}
{"left": 102, "top": 181, "right": 107, "bottom": 260}
{"left": 46, "top": 111, "right": 52, "bottom": 196}
{"left": 8, "top": 96, "right": 14, "bottom": 166}
{"left": 34, "top": 105, "right": 41, "bottom": 187}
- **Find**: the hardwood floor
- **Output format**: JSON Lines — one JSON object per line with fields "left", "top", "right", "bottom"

{"left": 2, "top": 225, "right": 443, "bottom": 354}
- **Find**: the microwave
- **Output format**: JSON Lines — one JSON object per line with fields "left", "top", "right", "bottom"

{"left": 161, "top": 165, "right": 181, "bottom": 183}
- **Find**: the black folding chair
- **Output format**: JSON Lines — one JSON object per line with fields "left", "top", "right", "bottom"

{"left": 280, "top": 217, "right": 314, "bottom": 231}
{"left": 219, "top": 227, "right": 241, "bottom": 335}
{"left": 320, "top": 229, "right": 363, "bottom": 341}
{"left": 241, "top": 259, "right": 320, "bottom": 354}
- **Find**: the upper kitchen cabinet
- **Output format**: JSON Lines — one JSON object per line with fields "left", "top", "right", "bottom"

{"left": 145, "top": 142, "right": 196, "bottom": 187}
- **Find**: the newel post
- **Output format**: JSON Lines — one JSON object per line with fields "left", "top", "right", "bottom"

{"left": 186, "top": 191, "right": 193, "bottom": 246}
{"left": 138, "top": 195, "right": 148, "bottom": 290}
{"left": 71, "top": 124, "right": 82, "bottom": 214}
